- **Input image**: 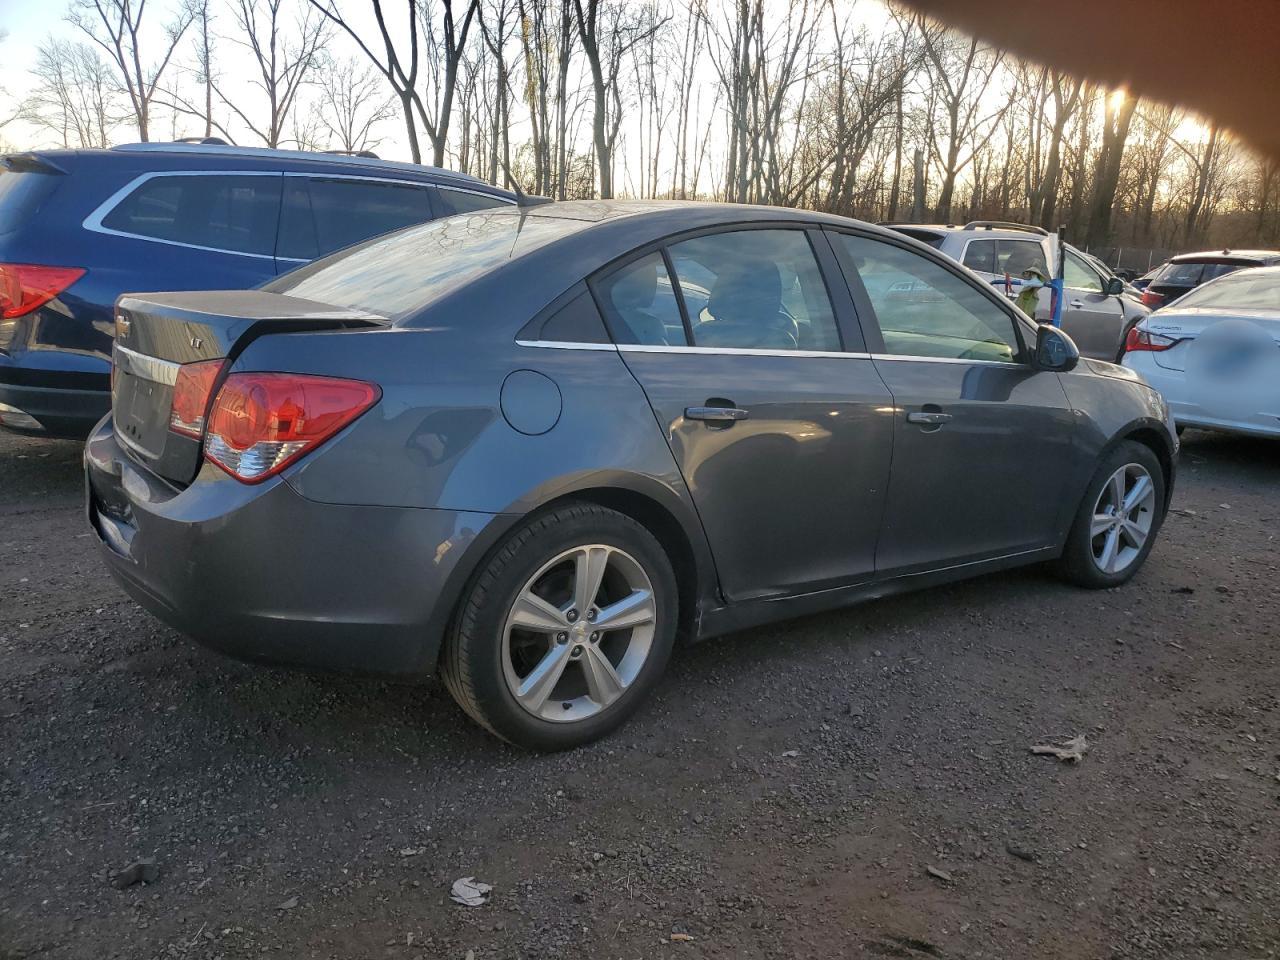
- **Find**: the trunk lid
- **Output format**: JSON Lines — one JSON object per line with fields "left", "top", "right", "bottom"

{"left": 1145, "top": 308, "right": 1280, "bottom": 371}
{"left": 112, "top": 290, "right": 386, "bottom": 483}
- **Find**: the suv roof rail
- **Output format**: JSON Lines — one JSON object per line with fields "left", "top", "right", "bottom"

{"left": 173, "top": 136, "right": 230, "bottom": 145}
{"left": 962, "top": 220, "right": 1050, "bottom": 237}
{"left": 323, "top": 148, "right": 380, "bottom": 159}
{"left": 110, "top": 142, "right": 490, "bottom": 186}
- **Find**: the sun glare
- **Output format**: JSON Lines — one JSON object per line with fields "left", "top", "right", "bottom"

{"left": 1108, "top": 88, "right": 1128, "bottom": 112}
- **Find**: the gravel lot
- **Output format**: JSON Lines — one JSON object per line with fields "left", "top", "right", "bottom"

{"left": 2, "top": 427, "right": 1278, "bottom": 960}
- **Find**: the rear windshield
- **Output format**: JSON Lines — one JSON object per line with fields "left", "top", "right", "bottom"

{"left": 269, "top": 211, "right": 566, "bottom": 319}
{"left": 0, "top": 168, "right": 60, "bottom": 237}
{"left": 1173, "top": 269, "right": 1278, "bottom": 311}
{"left": 1155, "top": 260, "right": 1247, "bottom": 287}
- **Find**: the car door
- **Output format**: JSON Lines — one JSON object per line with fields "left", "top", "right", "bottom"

{"left": 592, "top": 226, "right": 895, "bottom": 602}
{"left": 829, "top": 230, "right": 1076, "bottom": 576}
{"left": 1061, "top": 247, "right": 1126, "bottom": 359}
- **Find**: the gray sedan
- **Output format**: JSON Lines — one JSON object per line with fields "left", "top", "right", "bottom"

{"left": 85, "top": 201, "right": 1178, "bottom": 749}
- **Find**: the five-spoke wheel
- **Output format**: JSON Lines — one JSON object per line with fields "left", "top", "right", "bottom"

{"left": 1060, "top": 440, "right": 1166, "bottom": 588}
{"left": 503, "top": 545, "right": 658, "bottom": 722}
{"left": 440, "top": 503, "right": 677, "bottom": 750}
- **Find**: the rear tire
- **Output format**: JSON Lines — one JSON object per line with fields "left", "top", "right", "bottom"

{"left": 440, "top": 503, "right": 678, "bottom": 750}
{"left": 1058, "top": 441, "right": 1166, "bottom": 588}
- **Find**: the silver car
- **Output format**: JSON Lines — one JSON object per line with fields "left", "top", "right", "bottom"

{"left": 888, "top": 221, "right": 1150, "bottom": 361}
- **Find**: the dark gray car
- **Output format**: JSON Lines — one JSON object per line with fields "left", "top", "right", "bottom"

{"left": 85, "top": 201, "right": 1178, "bottom": 749}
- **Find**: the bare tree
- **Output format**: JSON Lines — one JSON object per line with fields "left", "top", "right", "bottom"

{"left": 916, "top": 17, "right": 1004, "bottom": 221}
{"left": 573, "top": 0, "right": 664, "bottom": 198}
{"left": 318, "top": 56, "right": 397, "bottom": 153}
{"left": 24, "top": 38, "right": 125, "bottom": 148}
{"left": 218, "top": 0, "right": 332, "bottom": 147}
{"left": 1084, "top": 90, "right": 1137, "bottom": 246}
{"left": 69, "top": 0, "right": 197, "bottom": 141}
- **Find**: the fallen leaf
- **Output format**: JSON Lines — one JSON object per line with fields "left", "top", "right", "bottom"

{"left": 780, "top": 749, "right": 800, "bottom": 758}
{"left": 277, "top": 896, "right": 298, "bottom": 911}
{"left": 926, "top": 865, "right": 953, "bottom": 883}
{"left": 1031, "top": 734, "right": 1089, "bottom": 763}
{"left": 671, "top": 933, "right": 695, "bottom": 942}
{"left": 450, "top": 877, "right": 492, "bottom": 907}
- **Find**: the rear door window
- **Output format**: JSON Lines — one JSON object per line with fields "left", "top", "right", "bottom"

{"left": 595, "top": 253, "right": 687, "bottom": 346}
{"left": 962, "top": 240, "right": 997, "bottom": 273}
{"left": 436, "top": 187, "right": 512, "bottom": 216}
{"left": 667, "top": 229, "right": 842, "bottom": 351}
{"left": 998, "top": 240, "right": 1048, "bottom": 276}
{"left": 100, "top": 174, "right": 282, "bottom": 256}
{"left": 277, "top": 177, "right": 435, "bottom": 260}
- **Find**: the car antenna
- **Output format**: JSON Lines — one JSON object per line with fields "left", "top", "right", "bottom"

{"left": 497, "top": 157, "right": 553, "bottom": 208}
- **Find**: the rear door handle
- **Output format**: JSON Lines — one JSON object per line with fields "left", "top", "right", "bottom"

{"left": 906, "top": 411, "right": 953, "bottom": 425}
{"left": 686, "top": 406, "right": 749, "bottom": 423}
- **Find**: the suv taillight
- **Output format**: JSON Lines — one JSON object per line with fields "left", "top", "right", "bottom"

{"left": 0, "top": 263, "right": 85, "bottom": 319}
{"left": 1139, "top": 288, "right": 1164, "bottom": 308}
{"left": 1124, "top": 326, "right": 1179, "bottom": 353}
{"left": 203, "top": 373, "right": 380, "bottom": 482}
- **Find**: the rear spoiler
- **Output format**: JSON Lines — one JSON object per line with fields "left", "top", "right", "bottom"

{"left": 1, "top": 153, "right": 69, "bottom": 176}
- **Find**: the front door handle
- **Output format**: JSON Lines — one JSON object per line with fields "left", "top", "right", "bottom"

{"left": 686, "top": 406, "right": 749, "bottom": 423}
{"left": 906, "top": 411, "right": 953, "bottom": 426}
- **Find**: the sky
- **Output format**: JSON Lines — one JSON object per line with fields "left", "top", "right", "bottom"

{"left": 0, "top": 0, "right": 901, "bottom": 182}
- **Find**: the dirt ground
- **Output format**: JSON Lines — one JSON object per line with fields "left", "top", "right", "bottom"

{"left": 1, "top": 427, "right": 1278, "bottom": 960}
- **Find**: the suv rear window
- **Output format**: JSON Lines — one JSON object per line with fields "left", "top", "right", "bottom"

{"left": 962, "top": 238, "right": 1048, "bottom": 276}
{"left": 0, "top": 167, "right": 61, "bottom": 238}
{"left": 436, "top": 186, "right": 511, "bottom": 217}
{"left": 100, "top": 174, "right": 282, "bottom": 256}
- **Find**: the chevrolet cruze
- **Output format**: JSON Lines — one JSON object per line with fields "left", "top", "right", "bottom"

{"left": 85, "top": 201, "right": 1177, "bottom": 749}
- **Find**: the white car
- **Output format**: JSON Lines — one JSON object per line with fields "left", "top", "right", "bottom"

{"left": 1121, "top": 265, "right": 1280, "bottom": 438}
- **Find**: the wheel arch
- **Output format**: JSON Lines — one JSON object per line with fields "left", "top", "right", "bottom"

{"left": 1114, "top": 419, "right": 1177, "bottom": 511}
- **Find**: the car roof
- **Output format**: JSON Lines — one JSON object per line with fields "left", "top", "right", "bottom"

{"left": 1168, "top": 249, "right": 1280, "bottom": 264}
{"left": 12, "top": 142, "right": 510, "bottom": 194}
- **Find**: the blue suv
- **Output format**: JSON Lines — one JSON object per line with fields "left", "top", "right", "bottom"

{"left": 0, "top": 142, "right": 514, "bottom": 437}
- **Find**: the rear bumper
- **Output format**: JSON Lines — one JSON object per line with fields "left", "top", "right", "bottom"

{"left": 0, "top": 369, "right": 109, "bottom": 438}
{"left": 84, "top": 416, "right": 507, "bottom": 677}
{"left": 1123, "top": 355, "right": 1280, "bottom": 438}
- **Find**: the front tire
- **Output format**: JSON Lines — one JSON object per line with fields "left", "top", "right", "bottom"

{"left": 440, "top": 503, "right": 678, "bottom": 750}
{"left": 1058, "top": 441, "right": 1166, "bottom": 588}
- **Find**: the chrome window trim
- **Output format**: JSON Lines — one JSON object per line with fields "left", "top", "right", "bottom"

{"left": 870, "top": 352, "right": 1025, "bottom": 369}
{"left": 515, "top": 340, "right": 877, "bottom": 359}
{"left": 619, "top": 344, "right": 872, "bottom": 360}
{"left": 515, "top": 339, "right": 618, "bottom": 352}
{"left": 83, "top": 169, "right": 513, "bottom": 262}
{"left": 435, "top": 183, "right": 519, "bottom": 204}
{"left": 113, "top": 343, "right": 180, "bottom": 385}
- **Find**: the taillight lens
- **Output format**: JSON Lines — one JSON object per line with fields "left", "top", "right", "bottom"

{"left": 169, "top": 359, "right": 224, "bottom": 437}
{"left": 1140, "top": 288, "right": 1164, "bottom": 308}
{"left": 1124, "top": 325, "right": 1179, "bottom": 353}
{"left": 203, "top": 373, "right": 380, "bottom": 483}
{"left": 0, "top": 263, "right": 86, "bottom": 319}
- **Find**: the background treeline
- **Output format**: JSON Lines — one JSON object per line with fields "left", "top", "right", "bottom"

{"left": 3, "top": 0, "right": 1279, "bottom": 266}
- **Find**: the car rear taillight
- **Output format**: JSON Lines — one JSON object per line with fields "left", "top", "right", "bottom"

{"left": 0, "top": 263, "right": 86, "bottom": 319}
{"left": 1140, "top": 288, "right": 1164, "bottom": 308}
{"left": 1124, "top": 326, "right": 1179, "bottom": 353}
{"left": 203, "top": 372, "right": 380, "bottom": 483}
{"left": 169, "top": 359, "right": 225, "bottom": 437}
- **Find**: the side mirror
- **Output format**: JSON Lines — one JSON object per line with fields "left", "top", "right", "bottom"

{"left": 1033, "top": 324, "right": 1080, "bottom": 372}
{"left": 1104, "top": 276, "right": 1125, "bottom": 296}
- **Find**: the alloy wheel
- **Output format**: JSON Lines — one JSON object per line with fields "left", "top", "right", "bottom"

{"left": 501, "top": 544, "right": 658, "bottom": 723}
{"left": 1090, "top": 463, "right": 1157, "bottom": 574}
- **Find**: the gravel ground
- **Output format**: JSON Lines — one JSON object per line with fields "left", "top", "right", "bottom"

{"left": 1, "top": 427, "right": 1278, "bottom": 960}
